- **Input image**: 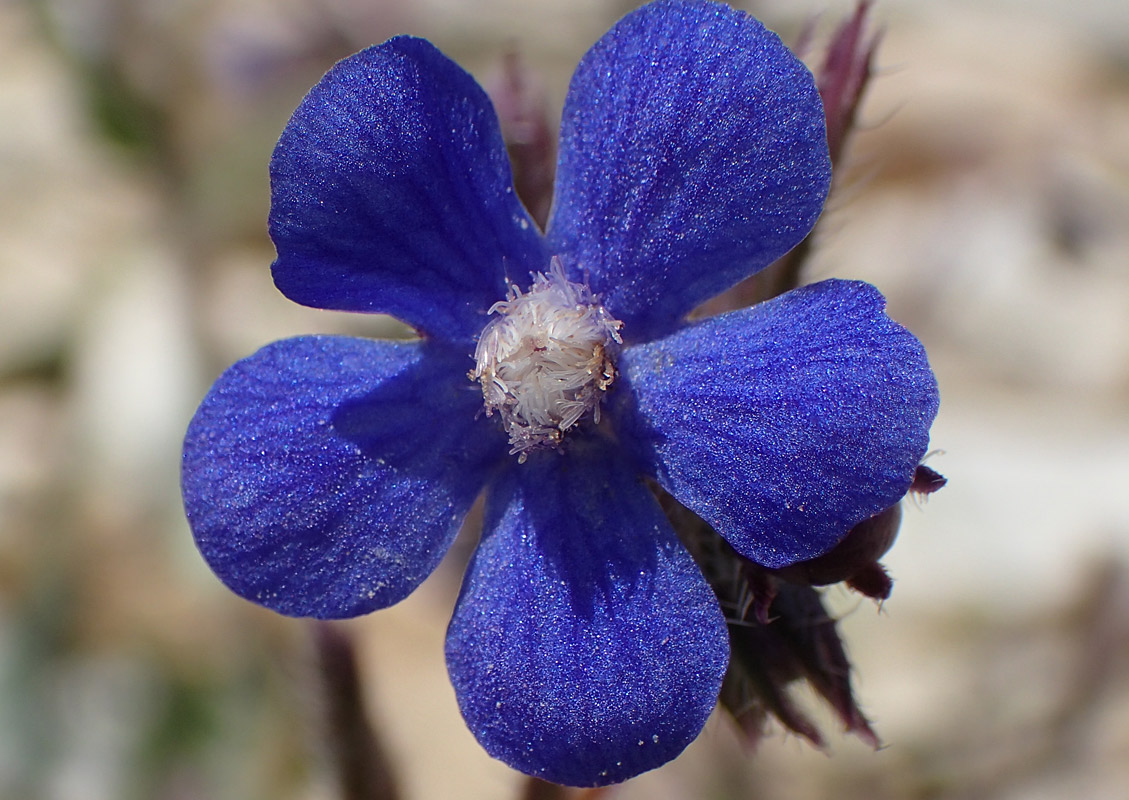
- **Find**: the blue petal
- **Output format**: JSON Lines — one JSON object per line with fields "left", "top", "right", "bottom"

{"left": 613, "top": 280, "right": 939, "bottom": 568}
{"left": 269, "top": 37, "right": 545, "bottom": 344}
{"left": 182, "top": 336, "right": 506, "bottom": 619}
{"left": 446, "top": 440, "right": 728, "bottom": 786}
{"left": 546, "top": 0, "right": 831, "bottom": 342}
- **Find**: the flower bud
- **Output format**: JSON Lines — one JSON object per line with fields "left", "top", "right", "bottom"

{"left": 774, "top": 464, "right": 946, "bottom": 600}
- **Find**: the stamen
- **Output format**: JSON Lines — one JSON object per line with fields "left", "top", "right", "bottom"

{"left": 472, "top": 257, "right": 622, "bottom": 462}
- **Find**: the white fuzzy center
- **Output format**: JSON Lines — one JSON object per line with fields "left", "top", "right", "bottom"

{"left": 472, "top": 258, "right": 622, "bottom": 461}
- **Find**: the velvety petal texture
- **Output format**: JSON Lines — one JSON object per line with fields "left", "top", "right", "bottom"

{"left": 613, "top": 280, "right": 939, "bottom": 568}
{"left": 183, "top": 1, "right": 943, "bottom": 786}
{"left": 183, "top": 337, "right": 505, "bottom": 619}
{"left": 547, "top": 0, "right": 831, "bottom": 342}
{"left": 446, "top": 441, "right": 728, "bottom": 786}
{"left": 269, "top": 37, "right": 545, "bottom": 344}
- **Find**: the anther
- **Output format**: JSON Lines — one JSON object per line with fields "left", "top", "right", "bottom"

{"left": 471, "top": 257, "right": 622, "bottom": 461}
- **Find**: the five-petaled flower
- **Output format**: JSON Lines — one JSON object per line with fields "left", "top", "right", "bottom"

{"left": 182, "top": 0, "right": 939, "bottom": 787}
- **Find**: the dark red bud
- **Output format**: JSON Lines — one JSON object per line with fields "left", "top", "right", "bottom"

{"left": 845, "top": 560, "right": 893, "bottom": 601}
{"left": 912, "top": 463, "right": 947, "bottom": 496}
{"left": 775, "top": 503, "right": 902, "bottom": 588}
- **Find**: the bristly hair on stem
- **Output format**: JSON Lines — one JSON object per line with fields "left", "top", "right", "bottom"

{"left": 659, "top": 488, "right": 882, "bottom": 750}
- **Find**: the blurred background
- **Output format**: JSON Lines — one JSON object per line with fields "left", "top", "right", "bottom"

{"left": 2, "top": 0, "right": 1128, "bottom": 798}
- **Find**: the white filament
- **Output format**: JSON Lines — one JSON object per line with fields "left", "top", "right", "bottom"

{"left": 472, "top": 258, "right": 623, "bottom": 461}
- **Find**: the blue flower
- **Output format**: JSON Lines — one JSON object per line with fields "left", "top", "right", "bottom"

{"left": 182, "top": 0, "right": 939, "bottom": 786}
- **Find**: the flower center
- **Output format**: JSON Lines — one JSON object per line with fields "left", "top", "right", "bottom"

{"left": 472, "top": 257, "right": 623, "bottom": 462}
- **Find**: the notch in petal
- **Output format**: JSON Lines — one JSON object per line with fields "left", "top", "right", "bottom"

{"left": 182, "top": 337, "right": 506, "bottom": 619}
{"left": 270, "top": 37, "right": 546, "bottom": 344}
{"left": 446, "top": 441, "right": 728, "bottom": 786}
{"left": 547, "top": 0, "right": 831, "bottom": 342}
{"left": 615, "top": 280, "right": 939, "bottom": 567}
